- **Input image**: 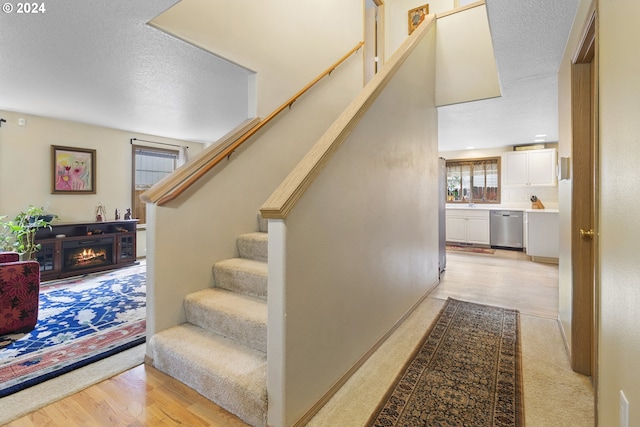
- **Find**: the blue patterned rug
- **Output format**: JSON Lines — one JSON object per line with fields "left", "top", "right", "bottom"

{"left": 0, "top": 262, "right": 146, "bottom": 397}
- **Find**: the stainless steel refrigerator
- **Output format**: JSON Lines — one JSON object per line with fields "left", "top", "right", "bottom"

{"left": 438, "top": 157, "right": 446, "bottom": 276}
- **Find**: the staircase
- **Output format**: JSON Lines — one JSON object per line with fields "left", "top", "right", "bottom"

{"left": 149, "top": 215, "right": 269, "bottom": 427}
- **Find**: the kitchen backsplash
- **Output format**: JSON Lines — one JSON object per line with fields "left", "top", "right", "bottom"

{"left": 500, "top": 186, "right": 559, "bottom": 209}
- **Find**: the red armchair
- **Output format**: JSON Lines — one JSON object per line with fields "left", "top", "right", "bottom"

{"left": 0, "top": 252, "right": 40, "bottom": 335}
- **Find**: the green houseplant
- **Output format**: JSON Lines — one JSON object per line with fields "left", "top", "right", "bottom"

{"left": 0, "top": 206, "right": 57, "bottom": 260}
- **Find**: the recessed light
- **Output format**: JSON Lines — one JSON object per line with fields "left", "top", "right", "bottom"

{"left": 466, "top": 146, "right": 475, "bottom": 150}
{"left": 534, "top": 139, "right": 545, "bottom": 142}
{"left": 535, "top": 134, "right": 547, "bottom": 138}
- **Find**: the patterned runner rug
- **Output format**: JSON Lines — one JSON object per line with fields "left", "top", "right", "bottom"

{"left": 447, "top": 244, "right": 496, "bottom": 255}
{"left": 367, "top": 298, "right": 523, "bottom": 427}
{"left": 0, "top": 263, "right": 146, "bottom": 397}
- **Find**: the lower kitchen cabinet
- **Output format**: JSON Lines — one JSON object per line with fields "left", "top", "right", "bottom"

{"left": 446, "top": 209, "right": 490, "bottom": 245}
{"left": 526, "top": 211, "right": 559, "bottom": 259}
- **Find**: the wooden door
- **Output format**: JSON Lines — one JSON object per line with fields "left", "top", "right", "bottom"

{"left": 570, "top": 11, "right": 597, "bottom": 378}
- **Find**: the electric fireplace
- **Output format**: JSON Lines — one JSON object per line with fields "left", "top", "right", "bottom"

{"left": 62, "top": 237, "right": 114, "bottom": 272}
{"left": 34, "top": 219, "right": 138, "bottom": 280}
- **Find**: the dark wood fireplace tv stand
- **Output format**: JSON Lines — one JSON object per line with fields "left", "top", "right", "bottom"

{"left": 34, "top": 219, "right": 139, "bottom": 280}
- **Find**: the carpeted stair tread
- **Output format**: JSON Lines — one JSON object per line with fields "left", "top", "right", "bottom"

{"left": 257, "top": 214, "right": 268, "bottom": 233}
{"left": 213, "top": 258, "right": 268, "bottom": 299}
{"left": 185, "top": 288, "right": 267, "bottom": 352}
{"left": 150, "top": 323, "right": 267, "bottom": 427}
{"left": 149, "top": 224, "right": 269, "bottom": 425}
{"left": 237, "top": 232, "right": 268, "bottom": 262}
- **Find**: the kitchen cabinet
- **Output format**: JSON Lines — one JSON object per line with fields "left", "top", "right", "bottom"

{"left": 526, "top": 210, "right": 559, "bottom": 259}
{"left": 446, "top": 209, "right": 490, "bottom": 245}
{"left": 503, "top": 148, "right": 557, "bottom": 187}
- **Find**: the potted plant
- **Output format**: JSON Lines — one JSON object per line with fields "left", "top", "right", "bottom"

{"left": 0, "top": 206, "right": 57, "bottom": 260}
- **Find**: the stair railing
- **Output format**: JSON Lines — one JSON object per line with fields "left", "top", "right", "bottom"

{"left": 141, "top": 41, "right": 365, "bottom": 206}
{"left": 260, "top": 17, "right": 434, "bottom": 220}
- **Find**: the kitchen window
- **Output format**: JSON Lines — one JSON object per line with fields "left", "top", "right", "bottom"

{"left": 446, "top": 157, "right": 500, "bottom": 204}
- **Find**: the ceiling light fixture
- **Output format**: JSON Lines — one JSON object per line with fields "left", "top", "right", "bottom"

{"left": 534, "top": 139, "right": 545, "bottom": 142}
{"left": 466, "top": 146, "right": 475, "bottom": 150}
{"left": 535, "top": 134, "right": 547, "bottom": 138}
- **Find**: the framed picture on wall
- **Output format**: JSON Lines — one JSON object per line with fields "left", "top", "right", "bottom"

{"left": 51, "top": 145, "right": 96, "bottom": 194}
{"left": 408, "top": 4, "right": 429, "bottom": 35}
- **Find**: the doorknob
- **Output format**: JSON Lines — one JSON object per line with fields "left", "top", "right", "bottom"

{"left": 580, "top": 228, "right": 595, "bottom": 239}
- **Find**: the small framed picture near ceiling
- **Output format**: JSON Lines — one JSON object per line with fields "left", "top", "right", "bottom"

{"left": 51, "top": 145, "right": 96, "bottom": 194}
{"left": 408, "top": 4, "right": 429, "bottom": 35}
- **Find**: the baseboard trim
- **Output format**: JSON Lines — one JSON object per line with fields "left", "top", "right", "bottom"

{"left": 531, "top": 256, "right": 559, "bottom": 264}
{"left": 290, "top": 279, "right": 439, "bottom": 427}
{"left": 557, "top": 315, "right": 572, "bottom": 361}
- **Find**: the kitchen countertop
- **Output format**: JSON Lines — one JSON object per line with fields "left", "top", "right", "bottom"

{"left": 446, "top": 204, "right": 558, "bottom": 213}
{"left": 525, "top": 208, "right": 559, "bottom": 213}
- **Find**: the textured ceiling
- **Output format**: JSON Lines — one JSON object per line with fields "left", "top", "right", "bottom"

{"left": 0, "top": 0, "right": 250, "bottom": 143}
{"left": 438, "top": 0, "right": 580, "bottom": 151}
{"left": 0, "top": 1, "right": 579, "bottom": 149}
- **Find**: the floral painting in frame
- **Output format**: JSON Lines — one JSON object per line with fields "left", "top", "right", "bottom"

{"left": 51, "top": 145, "right": 96, "bottom": 194}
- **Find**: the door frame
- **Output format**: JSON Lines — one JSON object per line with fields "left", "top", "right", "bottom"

{"left": 364, "top": 0, "right": 385, "bottom": 84}
{"left": 570, "top": 6, "right": 598, "bottom": 386}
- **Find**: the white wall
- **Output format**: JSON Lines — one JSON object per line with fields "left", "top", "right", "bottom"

{"left": 386, "top": 0, "right": 454, "bottom": 56}
{"left": 270, "top": 21, "right": 439, "bottom": 426}
{"left": 0, "top": 109, "right": 199, "bottom": 222}
{"left": 384, "top": 0, "right": 499, "bottom": 106}
{"left": 150, "top": 0, "right": 363, "bottom": 119}
{"left": 144, "top": 2, "right": 364, "bottom": 341}
{"left": 435, "top": 3, "right": 501, "bottom": 106}
{"left": 559, "top": 1, "right": 640, "bottom": 425}
{"left": 597, "top": 1, "right": 640, "bottom": 425}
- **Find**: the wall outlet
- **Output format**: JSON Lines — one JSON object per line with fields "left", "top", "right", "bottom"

{"left": 620, "top": 390, "right": 629, "bottom": 427}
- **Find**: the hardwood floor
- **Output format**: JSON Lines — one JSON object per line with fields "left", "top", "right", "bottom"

{"left": 431, "top": 250, "right": 559, "bottom": 319}
{"left": 5, "top": 249, "right": 558, "bottom": 426}
{"left": 5, "top": 363, "right": 249, "bottom": 427}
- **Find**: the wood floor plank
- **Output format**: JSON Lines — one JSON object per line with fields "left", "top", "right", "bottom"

{"left": 4, "top": 364, "right": 249, "bottom": 427}
{"left": 431, "top": 251, "right": 559, "bottom": 319}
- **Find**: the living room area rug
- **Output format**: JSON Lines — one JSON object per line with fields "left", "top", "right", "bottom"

{"left": 0, "top": 262, "right": 146, "bottom": 397}
{"left": 367, "top": 298, "right": 523, "bottom": 427}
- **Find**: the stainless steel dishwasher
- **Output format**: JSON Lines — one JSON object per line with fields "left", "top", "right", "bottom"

{"left": 490, "top": 210, "right": 524, "bottom": 249}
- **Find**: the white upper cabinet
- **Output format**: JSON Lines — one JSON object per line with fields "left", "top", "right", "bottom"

{"left": 502, "top": 148, "right": 557, "bottom": 187}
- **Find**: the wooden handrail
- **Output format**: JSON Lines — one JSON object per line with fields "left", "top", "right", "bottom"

{"left": 260, "top": 16, "right": 435, "bottom": 220}
{"left": 140, "top": 118, "right": 260, "bottom": 204}
{"left": 142, "top": 41, "right": 365, "bottom": 206}
{"left": 436, "top": 0, "right": 484, "bottom": 18}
